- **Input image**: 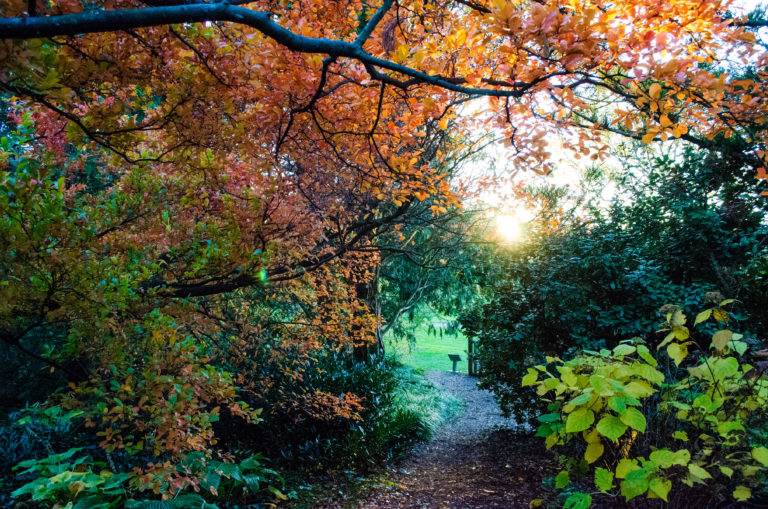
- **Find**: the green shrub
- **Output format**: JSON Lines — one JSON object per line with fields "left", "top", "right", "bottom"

{"left": 526, "top": 302, "right": 768, "bottom": 507}
{"left": 9, "top": 447, "right": 286, "bottom": 508}
{"left": 460, "top": 140, "right": 768, "bottom": 428}
{"left": 249, "top": 355, "right": 455, "bottom": 472}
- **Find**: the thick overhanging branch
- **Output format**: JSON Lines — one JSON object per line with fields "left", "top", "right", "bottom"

{"left": 0, "top": 3, "right": 529, "bottom": 97}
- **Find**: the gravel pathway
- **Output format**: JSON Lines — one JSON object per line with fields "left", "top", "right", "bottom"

{"left": 422, "top": 371, "right": 517, "bottom": 437}
{"left": 344, "top": 371, "right": 555, "bottom": 509}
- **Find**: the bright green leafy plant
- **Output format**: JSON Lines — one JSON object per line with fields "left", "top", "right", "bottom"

{"left": 11, "top": 447, "right": 286, "bottom": 508}
{"left": 526, "top": 302, "right": 768, "bottom": 507}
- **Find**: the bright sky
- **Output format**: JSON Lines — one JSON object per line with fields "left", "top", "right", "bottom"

{"left": 471, "top": 0, "right": 767, "bottom": 241}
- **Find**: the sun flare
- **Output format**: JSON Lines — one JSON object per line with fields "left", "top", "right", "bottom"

{"left": 494, "top": 209, "right": 535, "bottom": 243}
{"left": 496, "top": 215, "right": 522, "bottom": 242}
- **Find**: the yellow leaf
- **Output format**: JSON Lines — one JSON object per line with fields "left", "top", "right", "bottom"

{"left": 713, "top": 309, "right": 729, "bottom": 323}
{"left": 395, "top": 44, "right": 410, "bottom": 63}
{"left": 658, "top": 331, "right": 676, "bottom": 349}
{"left": 660, "top": 115, "right": 672, "bottom": 127}
{"left": 694, "top": 309, "right": 712, "bottom": 326}
{"left": 668, "top": 342, "right": 688, "bottom": 366}
{"left": 412, "top": 49, "right": 426, "bottom": 67}
{"left": 673, "top": 326, "right": 689, "bottom": 341}
{"left": 642, "top": 131, "right": 656, "bottom": 144}
{"left": 711, "top": 330, "right": 732, "bottom": 351}
{"left": 585, "top": 441, "right": 604, "bottom": 464}
{"left": 672, "top": 310, "right": 686, "bottom": 326}
{"left": 649, "top": 83, "right": 662, "bottom": 100}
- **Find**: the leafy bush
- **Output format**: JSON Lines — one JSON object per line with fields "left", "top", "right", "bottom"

{"left": 461, "top": 141, "right": 768, "bottom": 426}
{"left": 526, "top": 303, "right": 768, "bottom": 507}
{"left": 0, "top": 405, "right": 90, "bottom": 507}
{"left": 246, "top": 355, "right": 455, "bottom": 472}
{"left": 9, "top": 446, "right": 286, "bottom": 508}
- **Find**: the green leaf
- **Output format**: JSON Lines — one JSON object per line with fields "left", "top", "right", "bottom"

{"left": 619, "top": 407, "right": 646, "bottom": 433}
{"left": 596, "top": 415, "right": 627, "bottom": 441}
{"left": 624, "top": 381, "right": 654, "bottom": 398}
{"left": 672, "top": 431, "right": 688, "bottom": 441}
{"left": 565, "top": 408, "right": 595, "bottom": 433}
{"left": 595, "top": 467, "right": 614, "bottom": 492}
{"left": 694, "top": 309, "right": 712, "bottom": 326}
{"left": 719, "top": 466, "right": 734, "bottom": 478}
{"left": 607, "top": 396, "right": 626, "bottom": 413}
{"left": 636, "top": 345, "right": 657, "bottom": 367}
{"left": 693, "top": 393, "right": 723, "bottom": 412}
{"left": 671, "top": 449, "right": 691, "bottom": 466}
{"left": 717, "top": 420, "right": 744, "bottom": 436}
{"left": 751, "top": 447, "right": 768, "bottom": 467}
{"left": 688, "top": 463, "right": 712, "bottom": 480}
{"left": 616, "top": 458, "right": 640, "bottom": 479}
{"left": 560, "top": 369, "right": 578, "bottom": 386}
{"left": 621, "top": 468, "right": 650, "bottom": 500}
{"left": 729, "top": 339, "right": 748, "bottom": 356}
{"left": 712, "top": 330, "right": 732, "bottom": 351}
{"left": 569, "top": 392, "right": 593, "bottom": 406}
{"left": 649, "top": 476, "right": 671, "bottom": 501}
{"left": 555, "top": 470, "right": 570, "bottom": 489}
{"left": 613, "top": 344, "right": 636, "bottom": 356}
{"left": 634, "top": 363, "right": 665, "bottom": 385}
{"left": 733, "top": 486, "right": 751, "bottom": 501}
{"left": 537, "top": 412, "right": 561, "bottom": 423}
{"left": 649, "top": 449, "right": 676, "bottom": 469}
{"left": 712, "top": 357, "right": 738, "bottom": 380}
{"left": 563, "top": 492, "right": 591, "bottom": 509}
{"left": 521, "top": 369, "right": 538, "bottom": 386}
{"left": 589, "top": 375, "right": 612, "bottom": 396}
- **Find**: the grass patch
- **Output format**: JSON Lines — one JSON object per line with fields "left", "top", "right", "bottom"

{"left": 392, "top": 363, "right": 463, "bottom": 434}
{"left": 386, "top": 322, "right": 470, "bottom": 374}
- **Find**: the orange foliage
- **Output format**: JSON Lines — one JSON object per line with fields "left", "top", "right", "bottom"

{"left": 1, "top": 0, "right": 768, "bottom": 481}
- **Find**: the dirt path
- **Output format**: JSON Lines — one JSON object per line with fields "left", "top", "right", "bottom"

{"left": 323, "top": 371, "right": 557, "bottom": 509}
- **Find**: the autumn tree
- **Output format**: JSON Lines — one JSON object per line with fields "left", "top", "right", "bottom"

{"left": 2, "top": 0, "right": 768, "bottom": 502}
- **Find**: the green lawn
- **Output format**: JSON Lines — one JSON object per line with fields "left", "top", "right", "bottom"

{"left": 385, "top": 322, "right": 469, "bottom": 374}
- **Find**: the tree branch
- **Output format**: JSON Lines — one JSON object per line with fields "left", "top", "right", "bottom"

{"left": 0, "top": 3, "right": 529, "bottom": 97}
{"left": 354, "top": 0, "right": 394, "bottom": 47}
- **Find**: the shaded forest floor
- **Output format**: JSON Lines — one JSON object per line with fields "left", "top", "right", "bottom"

{"left": 313, "top": 371, "right": 558, "bottom": 509}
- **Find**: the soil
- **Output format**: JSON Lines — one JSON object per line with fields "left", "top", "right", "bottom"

{"left": 314, "top": 371, "right": 558, "bottom": 509}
